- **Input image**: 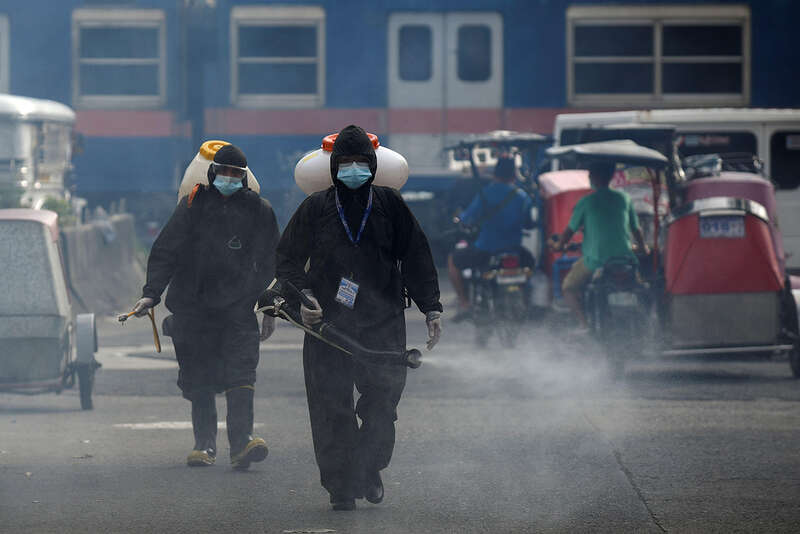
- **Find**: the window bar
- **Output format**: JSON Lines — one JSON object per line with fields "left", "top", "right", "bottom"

{"left": 654, "top": 21, "right": 662, "bottom": 102}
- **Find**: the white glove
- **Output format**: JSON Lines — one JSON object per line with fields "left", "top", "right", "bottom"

{"left": 260, "top": 314, "right": 276, "bottom": 341}
{"left": 300, "top": 292, "right": 323, "bottom": 327}
{"left": 426, "top": 311, "right": 442, "bottom": 350}
{"left": 132, "top": 297, "right": 155, "bottom": 317}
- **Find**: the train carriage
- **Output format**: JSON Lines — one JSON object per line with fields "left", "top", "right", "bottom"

{"left": 0, "top": 0, "right": 796, "bottom": 241}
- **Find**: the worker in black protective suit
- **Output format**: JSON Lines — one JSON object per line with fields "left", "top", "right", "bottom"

{"left": 130, "top": 144, "right": 280, "bottom": 469}
{"left": 276, "top": 124, "right": 443, "bottom": 511}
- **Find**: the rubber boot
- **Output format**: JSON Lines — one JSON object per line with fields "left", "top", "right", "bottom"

{"left": 362, "top": 470, "right": 384, "bottom": 504}
{"left": 226, "top": 386, "right": 268, "bottom": 469}
{"left": 186, "top": 393, "right": 217, "bottom": 467}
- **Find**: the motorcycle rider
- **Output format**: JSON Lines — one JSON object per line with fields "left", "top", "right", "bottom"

{"left": 276, "top": 124, "right": 442, "bottom": 511}
{"left": 550, "top": 161, "right": 649, "bottom": 328}
{"left": 130, "top": 144, "right": 280, "bottom": 469}
{"left": 447, "top": 154, "right": 534, "bottom": 320}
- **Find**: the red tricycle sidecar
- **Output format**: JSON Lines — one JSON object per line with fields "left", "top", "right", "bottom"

{"left": 538, "top": 170, "right": 591, "bottom": 300}
{"left": 662, "top": 172, "right": 800, "bottom": 375}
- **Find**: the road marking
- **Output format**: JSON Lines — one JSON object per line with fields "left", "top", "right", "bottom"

{"left": 101, "top": 343, "right": 306, "bottom": 354}
{"left": 96, "top": 348, "right": 178, "bottom": 370}
{"left": 114, "top": 422, "right": 265, "bottom": 430}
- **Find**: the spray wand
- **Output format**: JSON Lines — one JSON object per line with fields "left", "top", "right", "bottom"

{"left": 256, "top": 280, "right": 421, "bottom": 369}
{"left": 117, "top": 308, "right": 162, "bottom": 353}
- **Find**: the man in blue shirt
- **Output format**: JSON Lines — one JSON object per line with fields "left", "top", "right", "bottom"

{"left": 447, "top": 155, "right": 534, "bottom": 317}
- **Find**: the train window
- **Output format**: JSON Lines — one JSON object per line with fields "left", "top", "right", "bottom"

{"left": 398, "top": 25, "right": 432, "bottom": 81}
{"left": 72, "top": 9, "right": 166, "bottom": 108}
{"left": 567, "top": 5, "right": 750, "bottom": 107}
{"left": 662, "top": 25, "right": 741, "bottom": 57}
{"left": 231, "top": 6, "right": 325, "bottom": 108}
{"left": 574, "top": 25, "right": 653, "bottom": 57}
{"left": 457, "top": 25, "right": 491, "bottom": 82}
{"left": 662, "top": 63, "right": 742, "bottom": 94}
{"left": 771, "top": 131, "right": 800, "bottom": 190}
{"left": 575, "top": 63, "right": 653, "bottom": 94}
{"left": 662, "top": 24, "right": 743, "bottom": 95}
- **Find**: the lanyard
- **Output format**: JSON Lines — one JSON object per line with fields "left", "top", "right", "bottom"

{"left": 335, "top": 187, "right": 373, "bottom": 245}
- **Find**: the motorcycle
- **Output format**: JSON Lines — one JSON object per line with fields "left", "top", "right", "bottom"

{"left": 551, "top": 238, "right": 649, "bottom": 378}
{"left": 457, "top": 243, "right": 532, "bottom": 348}
{"left": 583, "top": 256, "right": 650, "bottom": 378}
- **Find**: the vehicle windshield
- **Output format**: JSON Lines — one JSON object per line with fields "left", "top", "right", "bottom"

{"left": 37, "top": 122, "right": 72, "bottom": 171}
{"left": 0, "top": 220, "right": 58, "bottom": 316}
{"left": 676, "top": 131, "right": 757, "bottom": 159}
{"left": 771, "top": 130, "right": 800, "bottom": 189}
{"left": 0, "top": 120, "right": 29, "bottom": 160}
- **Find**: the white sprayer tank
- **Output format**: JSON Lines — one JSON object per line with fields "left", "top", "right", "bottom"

{"left": 178, "top": 140, "right": 260, "bottom": 201}
{"left": 294, "top": 133, "right": 408, "bottom": 194}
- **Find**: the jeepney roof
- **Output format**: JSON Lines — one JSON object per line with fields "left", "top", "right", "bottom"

{"left": 446, "top": 130, "right": 550, "bottom": 150}
{"left": 0, "top": 209, "right": 60, "bottom": 240}
{"left": 546, "top": 140, "right": 669, "bottom": 167}
{"left": 0, "top": 94, "right": 75, "bottom": 123}
{"left": 556, "top": 108, "right": 800, "bottom": 129}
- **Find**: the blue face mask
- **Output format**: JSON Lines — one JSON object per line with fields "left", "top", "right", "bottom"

{"left": 337, "top": 161, "right": 372, "bottom": 189}
{"left": 214, "top": 176, "right": 243, "bottom": 197}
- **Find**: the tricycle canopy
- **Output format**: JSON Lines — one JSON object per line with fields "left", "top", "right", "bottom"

{"left": 445, "top": 130, "right": 552, "bottom": 182}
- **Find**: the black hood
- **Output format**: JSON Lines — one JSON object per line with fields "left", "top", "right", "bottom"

{"left": 207, "top": 143, "right": 250, "bottom": 189}
{"left": 330, "top": 124, "right": 377, "bottom": 186}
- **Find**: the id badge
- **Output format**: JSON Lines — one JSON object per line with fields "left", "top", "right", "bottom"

{"left": 335, "top": 278, "right": 359, "bottom": 309}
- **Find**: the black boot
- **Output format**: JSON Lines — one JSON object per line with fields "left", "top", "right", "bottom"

{"left": 330, "top": 494, "right": 356, "bottom": 511}
{"left": 187, "top": 393, "right": 217, "bottom": 467}
{"left": 226, "top": 386, "right": 268, "bottom": 469}
{"left": 362, "top": 470, "right": 384, "bottom": 504}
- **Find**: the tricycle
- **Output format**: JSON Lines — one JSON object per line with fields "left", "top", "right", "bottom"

{"left": 662, "top": 153, "right": 800, "bottom": 377}
{"left": 0, "top": 209, "right": 99, "bottom": 408}
{"left": 547, "top": 131, "right": 800, "bottom": 377}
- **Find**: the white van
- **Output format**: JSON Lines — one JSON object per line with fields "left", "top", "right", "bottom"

{"left": 553, "top": 109, "right": 800, "bottom": 272}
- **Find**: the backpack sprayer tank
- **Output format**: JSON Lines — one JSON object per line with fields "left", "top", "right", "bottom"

{"left": 294, "top": 132, "right": 409, "bottom": 194}
{"left": 178, "top": 140, "right": 260, "bottom": 201}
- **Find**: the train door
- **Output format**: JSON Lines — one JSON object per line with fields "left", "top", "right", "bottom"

{"left": 388, "top": 12, "right": 503, "bottom": 171}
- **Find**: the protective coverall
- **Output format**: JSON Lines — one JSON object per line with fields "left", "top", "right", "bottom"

{"left": 276, "top": 125, "right": 441, "bottom": 506}
{"left": 142, "top": 169, "right": 279, "bottom": 466}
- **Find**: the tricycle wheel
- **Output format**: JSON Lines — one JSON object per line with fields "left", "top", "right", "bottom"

{"left": 475, "top": 319, "right": 491, "bottom": 348}
{"left": 77, "top": 363, "right": 95, "bottom": 410}
{"left": 608, "top": 354, "right": 626, "bottom": 381}
{"left": 790, "top": 347, "right": 800, "bottom": 379}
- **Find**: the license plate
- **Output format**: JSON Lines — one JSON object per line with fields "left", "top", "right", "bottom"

{"left": 497, "top": 275, "right": 526, "bottom": 285}
{"left": 699, "top": 215, "right": 745, "bottom": 238}
{"left": 608, "top": 292, "right": 638, "bottom": 306}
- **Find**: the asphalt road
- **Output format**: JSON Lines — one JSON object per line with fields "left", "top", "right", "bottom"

{"left": 2, "top": 299, "right": 800, "bottom": 533}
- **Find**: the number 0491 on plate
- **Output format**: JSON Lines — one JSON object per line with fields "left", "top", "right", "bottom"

{"left": 699, "top": 215, "right": 745, "bottom": 238}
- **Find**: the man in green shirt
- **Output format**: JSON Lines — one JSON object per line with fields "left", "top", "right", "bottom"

{"left": 550, "top": 162, "right": 649, "bottom": 328}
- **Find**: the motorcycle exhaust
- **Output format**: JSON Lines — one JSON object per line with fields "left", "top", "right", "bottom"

{"left": 257, "top": 280, "right": 422, "bottom": 369}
